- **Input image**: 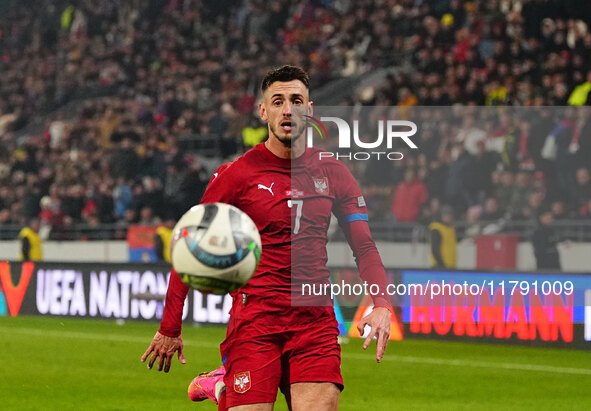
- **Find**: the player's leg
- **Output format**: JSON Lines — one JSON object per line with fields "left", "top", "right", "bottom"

{"left": 222, "top": 329, "right": 284, "bottom": 409}
{"left": 281, "top": 314, "right": 343, "bottom": 411}
{"left": 188, "top": 365, "right": 226, "bottom": 403}
{"left": 288, "top": 382, "right": 340, "bottom": 411}
{"left": 190, "top": 375, "right": 276, "bottom": 410}
{"left": 218, "top": 388, "right": 274, "bottom": 411}
{"left": 228, "top": 404, "right": 274, "bottom": 411}
{"left": 191, "top": 312, "right": 283, "bottom": 409}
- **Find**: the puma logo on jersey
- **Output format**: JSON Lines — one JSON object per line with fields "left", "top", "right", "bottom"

{"left": 257, "top": 182, "right": 275, "bottom": 196}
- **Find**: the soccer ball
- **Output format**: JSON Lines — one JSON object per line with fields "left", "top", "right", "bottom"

{"left": 170, "top": 203, "right": 262, "bottom": 294}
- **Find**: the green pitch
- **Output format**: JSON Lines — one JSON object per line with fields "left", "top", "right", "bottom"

{"left": 0, "top": 316, "right": 589, "bottom": 410}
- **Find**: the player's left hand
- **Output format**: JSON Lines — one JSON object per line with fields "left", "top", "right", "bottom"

{"left": 357, "top": 307, "right": 391, "bottom": 363}
{"left": 141, "top": 331, "right": 186, "bottom": 373}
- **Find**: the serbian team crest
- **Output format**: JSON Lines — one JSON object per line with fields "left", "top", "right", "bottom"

{"left": 312, "top": 176, "right": 329, "bottom": 194}
{"left": 234, "top": 371, "right": 251, "bottom": 393}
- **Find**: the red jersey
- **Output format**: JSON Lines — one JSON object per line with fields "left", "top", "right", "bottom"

{"left": 159, "top": 143, "right": 390, "bottom": 336}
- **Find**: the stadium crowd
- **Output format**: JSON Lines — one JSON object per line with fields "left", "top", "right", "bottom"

{"left": 1, "top": 0, "right": 591, "bottom": 239}
{"left": 356, "top": 107, "right": 591, "bottom": 227}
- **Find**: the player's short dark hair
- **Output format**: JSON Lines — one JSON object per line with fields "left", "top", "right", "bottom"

{"left": 261, "top": 65, "right": 309, "bottom": 93}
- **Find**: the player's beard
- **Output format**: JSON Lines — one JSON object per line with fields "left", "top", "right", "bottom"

{"left": 269, "top": 120, "right": 305, "bottom": 148}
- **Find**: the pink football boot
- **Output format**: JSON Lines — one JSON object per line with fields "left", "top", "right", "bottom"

{"left": 188, "top": 365, "right": 226, "bottom": 404}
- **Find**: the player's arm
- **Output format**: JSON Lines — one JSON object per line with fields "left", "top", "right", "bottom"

{"left": 141, "top": 267, "right": 189, "bottom": 372}
{"left": 339, "top": 219, "right": 392, "bottom": 363}
{"left": 333, "top": 164, "right": 392, "bottom": 363}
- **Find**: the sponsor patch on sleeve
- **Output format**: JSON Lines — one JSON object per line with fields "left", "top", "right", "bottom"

{"left": 357, "top": 196, "right": 366, "bottom": 207}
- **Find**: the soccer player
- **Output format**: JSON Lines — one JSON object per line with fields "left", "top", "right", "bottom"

{"left": 141, "top": 65, "right": 393, "bottom": 410}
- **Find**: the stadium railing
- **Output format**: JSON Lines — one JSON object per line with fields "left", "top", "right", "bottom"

{"left": 364, "top": 220, "right": 591, "bottom": 243}
{"left": 1, "top": 220, "right": 590, "bottom": 242}
{"left": 0, "top": 223, "right": 126, "bottom": 241}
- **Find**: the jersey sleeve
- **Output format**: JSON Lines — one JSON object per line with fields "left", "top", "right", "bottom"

{"left": 159, "top": 267, "right": 189, "bottom": 337}
{"left": 331, "top": 163, "right": 368, "bottom": 223}
{"left": 200, "top": 161, "right": 241, "bottom": 205}
{"left": 159, "top": 162, "right": 237, "bottom": 336}
{"left": 332, "top": 164, "right": 391, "bottom": 308}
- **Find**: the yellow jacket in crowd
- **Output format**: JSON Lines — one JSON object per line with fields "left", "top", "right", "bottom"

{"left": 19, "top": 227, "right": 43, "bottom": 261}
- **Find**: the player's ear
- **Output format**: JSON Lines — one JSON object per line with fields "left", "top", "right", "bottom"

{"left": 308, "top": 100, "right": 313, "bottom": 116}
{"left": 259, "top": 102, "right": 267, "bottom": 122}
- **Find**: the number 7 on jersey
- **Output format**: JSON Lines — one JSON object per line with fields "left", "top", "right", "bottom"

{"left": 287, "top": 199, "right": 303, "bottom": 234}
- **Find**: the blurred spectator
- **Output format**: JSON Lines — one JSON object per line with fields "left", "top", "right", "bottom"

{"left": 364, "top": 157, "right": 400, "bottom": 188}
{"left": 551, "top": 111, "right": 578, "bottom": 201}
{"left": 531, "top": 208, "right": 561, "bottom": 270}
{"left": 525, "top": 191, "right": 544, "bottom": 221}
{"left": 138, "top": 135, "right": 167, "bottom": 181}
{"left": 499, "top": 116, "right": 521, "bottom": 172}
{"left": 509, "top": 172, "right": 533, "bottom": 218}
{"left": 482, "top": 197, "right": 504, "bottom": 221}
{"left": 494, "top": 171, "right": 514, "bottom": 212}
{"left": 568, "top": 70, "right": 591, "bottom": 105}
{"left": 429, "top": 206, "right": 457, "bottom": 269}
{"left": 579, "top": 199, "right": 591, "bottom": 219}
{"left": 456, "top": 116, "right": 486, "bottom": 156}
{"left": 138, "top": 206, "right": 160, "bottom": 226}
{"left": 22, "top": 176, "right": 42, "bottom": 221}
{"left": 19, "top": 219, "right": 43, "bottom": 261}
{"left": 94, "top": 183, "right": 115, "bottom": 223}
{"left": 109, "top": 137, "right": 140, "bottom": 180}
{"left": 574, "top": 109, "right": 591, "bottom": 169}
{"left": 445, "top": 143, "right": 473, "bottom": 209}
{"left": 62, "top": 185, "right": 85, "bottom": 222}
{"left": 424, "top": 158, "right": 447, "bottom": 202}
{"left": 154, "top": 216, "right": 175, "bottom": 263}
{"left": 551, "top": 200, "right": 570, "bottom": 221}
{"left": 470, "top": 141, "right": 500, "bottom": 202}
{"left": 178, "top": 163, "right": 209, "bottom": 213}
{"left": 526, "top": 109, "right": 555, "bottom": 174}
{"left": 80, "top": 213, "right": 106, "bottom": 240}
{"left": 115, "top": 208, "right": 138, "bottom": 236}
{"left": 417, "top": 203, "right": 434, "bottom": 227}
{"left": 464, "top": 205, "right": 484, "bottom": 238}
{"left": 98, "top": 108, "right": 120, "bottom": 150}
{"left": 140, "top": 177, "right": 165, "bottom": 219}
{"left": 113, "top": 179, "right": 133, "bottom": 219}
{"left": 38, "top": 193, "right": 65, "bottom": 230}
{"left": 391, "top": 168, "right": 428, "bottom": 223}
{"left": 48, "top": 113, "right": 69, "bottom": 149}
{"left": 575, "top": 168, "right": 591, "bottom": 212}
{"left": 242, "top": 116, "right": 268, "bottom": 148}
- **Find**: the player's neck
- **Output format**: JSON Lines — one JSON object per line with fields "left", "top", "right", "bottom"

{"left": 265, "top": 135, "right": 305, "bottom": 159}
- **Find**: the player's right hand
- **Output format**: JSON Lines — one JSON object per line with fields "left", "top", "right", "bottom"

{"left": 141, "top": 331, "right": 186, "bottom": 373}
